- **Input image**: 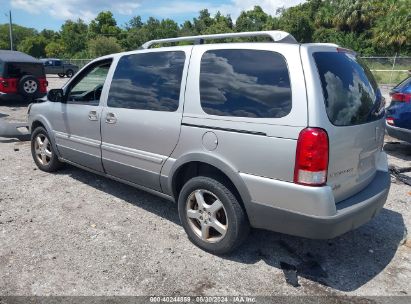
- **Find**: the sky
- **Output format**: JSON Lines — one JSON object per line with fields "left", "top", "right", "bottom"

{"left": 0, "top": 0, "right": 305, "bottom": 31}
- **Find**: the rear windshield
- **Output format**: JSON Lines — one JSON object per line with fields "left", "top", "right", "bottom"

{"left": 313, "top": 52, "right": 383, "bottom": 126}
{"left": 5, "top": 62, "right": 45, "bottom": 78}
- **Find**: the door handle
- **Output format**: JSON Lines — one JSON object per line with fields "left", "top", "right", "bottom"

{"left": 88, "top": 110, "right": 98, "bottom": 121}
{"left": 105, "top": 113, "right": 117, "bottom": 124}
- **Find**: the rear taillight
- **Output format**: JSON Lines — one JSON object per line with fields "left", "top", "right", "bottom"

{"left": 386, "top": 117, "right": 395, "bottom": 126}
{"left": 0, "top": 77, "right": 18, "bottom": 94}
{"left": 38, "top": 77, "right": 48, "bottom": 93}
{"left": 391, "top": 92, "right": 411, "bottom": 103}
{"left": 294, "top": 128, "right": 329, "bottom": 187}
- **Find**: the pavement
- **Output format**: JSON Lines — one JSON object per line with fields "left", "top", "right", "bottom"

{"left": 0, "top": 76, "right": 410, "bottom": 298}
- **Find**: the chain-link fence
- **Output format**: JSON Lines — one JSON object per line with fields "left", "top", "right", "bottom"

{"left": 360, "top": 56, "right": 411, "bottom": 85}
{"left": 64, "top": 56, "right": 411, "bottom": 86}
{"left": 64, "top": 59, "right": 92, "bottom": 69}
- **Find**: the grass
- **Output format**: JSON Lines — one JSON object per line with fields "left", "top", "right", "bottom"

{"left": 372, "top": 71, "right": 409, "bottom": 85}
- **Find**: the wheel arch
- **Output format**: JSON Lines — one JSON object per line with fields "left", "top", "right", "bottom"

{"left": 167, "top": 153, "right": 252, "bottom": 214}
{"left": 30, "top": 116, "right": 60, "bottom": 158}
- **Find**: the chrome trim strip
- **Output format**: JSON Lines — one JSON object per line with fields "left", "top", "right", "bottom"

{"left": 54, "top": 131, "right": 101, "bottom": 148}
{"left": 101, "top": 142, "right": 164, "bottom": 164}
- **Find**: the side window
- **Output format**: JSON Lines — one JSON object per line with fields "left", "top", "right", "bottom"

{"left": 67, "top": 60, "right": 111, "bottom": 105}
{"left": 108, "top": 51, "right": 185, "bottom": 111}
{"left": 200, "top": 49, "right": 292, "bottom": 118}
{"left": 55, "top": 60, "right": 62, "bottom": 66}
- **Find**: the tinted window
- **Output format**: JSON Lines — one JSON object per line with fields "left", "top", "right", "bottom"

{"left": 200, "top": 49, "right": 292, "bottom": 118}
{"left": 313, "top": 52, "right": 383, "bottom": 126}
{"left": 108, "top": 51, "right": 185, "bottom": 111}
{"left": 55, "top": 60, "right": 62, "bottom": 66}
{"left": 6, "top": 63, "right": 45, "bottom": 78}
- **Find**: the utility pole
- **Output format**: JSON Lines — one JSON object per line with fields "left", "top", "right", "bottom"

{"left": 8, "top": 10, "right": 13, "bottom": 50}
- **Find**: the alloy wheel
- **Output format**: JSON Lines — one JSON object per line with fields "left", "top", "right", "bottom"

{"left": 185, "top": 189, "right": 228, "bottom": 243}
{"left": 34, "top": 134, "right": 52, "bottom": 165}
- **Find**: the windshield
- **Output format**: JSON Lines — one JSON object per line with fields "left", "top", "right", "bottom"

{"left": 313, "top": 52, "right": 383, "bottom": 126}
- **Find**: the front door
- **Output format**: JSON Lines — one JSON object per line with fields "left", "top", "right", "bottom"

{"left": 100, "top": 50, "right": 189, "bottom": 191}
{"left": 53, "top": 59, "right": 113, "bottom": 172}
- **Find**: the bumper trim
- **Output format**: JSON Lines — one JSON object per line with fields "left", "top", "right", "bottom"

{"left": 247, "top": 170, "right": 390, "bottom": 239}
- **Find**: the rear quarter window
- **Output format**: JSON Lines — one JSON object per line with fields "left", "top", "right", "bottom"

{"left": 313, "top": 52, "right": 383, "bottom": 126}
{"left": 200, "top": 49, "right": 292, "bottom": 118}
{"left": 5, "top": 62, "right": 45, "bottom": 78}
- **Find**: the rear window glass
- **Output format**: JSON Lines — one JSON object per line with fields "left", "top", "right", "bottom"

{"left": 200, "top": 49, "right": 292, "bottom": 118}
{"left": 313, "top": 52, "right": 383, "bottom": 126}
{"left": 5, "top": 62, "right": 45, "bottom": 78}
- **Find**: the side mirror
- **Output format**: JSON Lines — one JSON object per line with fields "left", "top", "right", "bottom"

{"left": 47, "top": 89, "right": 64, "bottom": 102}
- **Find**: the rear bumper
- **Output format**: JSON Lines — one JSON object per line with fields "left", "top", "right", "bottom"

{"left": 386, "top": 123, "right": 411, "bottom": 143}
{"left": 244, "top": 170, "right": 390, "bottom": 239}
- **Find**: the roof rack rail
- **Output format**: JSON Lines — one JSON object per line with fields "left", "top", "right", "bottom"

{"left": 141, "top": 31, "right": 297, "bottom": 49}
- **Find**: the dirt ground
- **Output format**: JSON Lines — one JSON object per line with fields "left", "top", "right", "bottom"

{"left": 0, "top": 76, "right": 410, "bottom": 298}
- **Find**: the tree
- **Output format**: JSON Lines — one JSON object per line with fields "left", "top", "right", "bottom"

{"left": 60, "top": 19, "right": 88, "bottom": 56}
{"left": 89, "top": 11, "right": 121, "bottom": 38}
{"left": 193, "top": 9, "right": 215, "bottom": 34}
{"left": 235, "top": 6, "right": 268, "bottom": 32}
{"left": 45, "top": 41, "right": 66, "bottom": 57}
{"left": 125, "top": 16, "right": 143, "bottom": 30}
{"left": 0, "top": 24, "right": 37, "bottom": 50}
{"left": 17, "top": 36, "right": 47, "bottom": 57}
{"left": 278, "top": 4, "right": 315, "bottom": 42}
{"left": 88, "top": 36, "right": 122, "bottom": 57}
{"left": 372, "top": 0, "right": 411, "bottom": 54}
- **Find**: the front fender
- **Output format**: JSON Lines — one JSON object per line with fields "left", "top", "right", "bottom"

{"left": 29, "top": 113, "right": 60, "bottom": 158}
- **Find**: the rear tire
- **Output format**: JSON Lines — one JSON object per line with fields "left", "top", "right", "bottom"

{"left": 31, "top": 127, "right": 63, "bottom": 172}
{"left": 178, "top": 176, "right": 249, "bottom": 255}
{"left": 57, "top": 73, "right": 65, "bottom": 78}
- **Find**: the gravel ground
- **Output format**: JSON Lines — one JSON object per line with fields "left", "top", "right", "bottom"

{"left": 0, "top": 77, "right": 410, "bottom": 297}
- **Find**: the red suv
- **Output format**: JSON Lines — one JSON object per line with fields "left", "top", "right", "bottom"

{"left": 0, "top": 50, "right": 47, "bottom": 102}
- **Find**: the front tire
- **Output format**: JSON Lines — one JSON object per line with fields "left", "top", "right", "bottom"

{"left": 31, "top": 127, "right": 62, "bottom": 172}
{"left": 178, "top": 176, "right": 249, "bottom": 255}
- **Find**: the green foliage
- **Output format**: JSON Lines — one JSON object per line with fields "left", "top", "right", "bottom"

{"left": 0, "top": 23, "right": 37, "bottom": 50}
{"left": 88, "top": 36, "right": 122, "bottom": 57}
{"left": 60, "top": 19, "right": 88, "bottom": 56}
{"left": 89, "top": 11, "right": 121, "bottom": 39}
{"left": 17, "top": 35, "right": 47, "bottom": 57}
{"left": 45, "top": 41, "right": 66, "bottom": 57}
{"left": 371, "top": 0, "right": 411, "bottom": 54}
{"left": 236, "top": 6, "right": 269, "bottom": 32}
{"left": 1, "top": 0, "right": 410, "bottom": 59}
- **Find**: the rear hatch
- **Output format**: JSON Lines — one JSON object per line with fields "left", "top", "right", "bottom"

{"left": 312, "top": 50, "right": 385, "bottom": 203}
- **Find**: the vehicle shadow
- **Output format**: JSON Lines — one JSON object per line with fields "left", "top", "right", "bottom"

{"left": 0, "top": 100, "right": 31, "bottom": 108}
{"left": 60, "top": 165, "right": 405, "bottom": 292}
{"left": 384, "top": 141, "right": 411, "bottom": 162}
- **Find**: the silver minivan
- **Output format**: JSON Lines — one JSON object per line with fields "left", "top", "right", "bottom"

{"left": 28, "top": 31, "right": 390, "bottom": 254}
